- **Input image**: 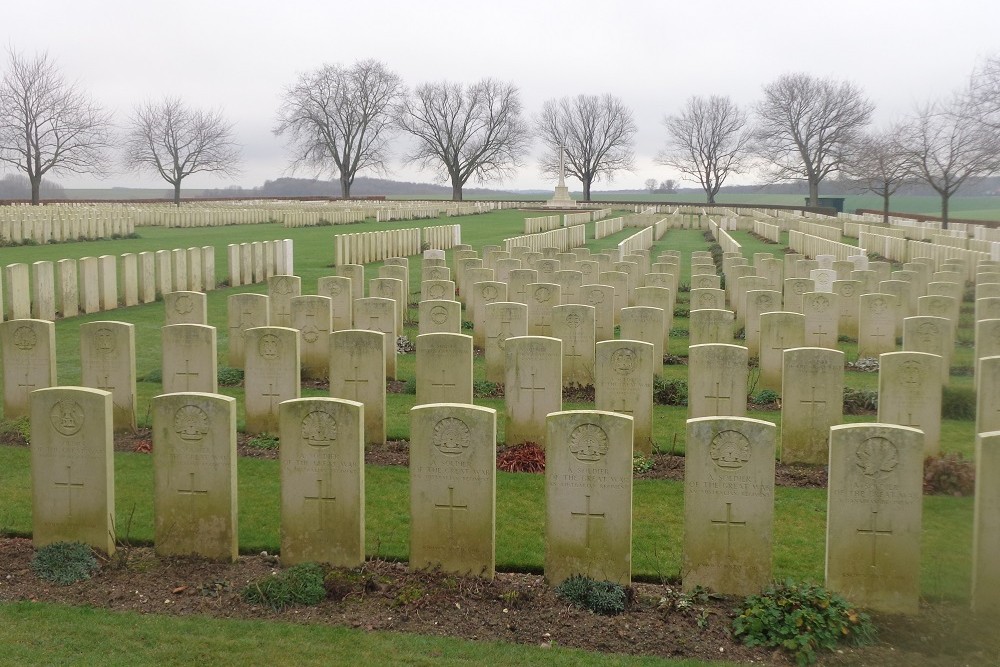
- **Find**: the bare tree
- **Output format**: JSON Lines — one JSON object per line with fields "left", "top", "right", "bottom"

{"left": 275, "top": 59, "right": 403, "bottom": 198}
{"left": 644, "top": 177, "right": 658, "bottom": 193}
{"left": 657, "top": 95, "right": 752, "bottom": 204}
{"left": 755, "top": 73, "right": 874, "bottom": 206}
{"left": 842, "top": 126, "right": 911, "bottom": 223}
{"left": 658, "top": 179, "right": 679, "bottom": 194}
{"left": 968, "top": 53, "right": 1000, "bottom": 131}
{"left": 124, "top": 97, "right": 241, "bottom": 206}
{"left": 0, "top": 50, "right": 112, "bottom": 205}
{"left": 536, "top": 94, "right": 637, "bottom": 202}
{"left": 899, "top": 95, "right": 1000, "bottom": 227}
{"left": 395, "top": 78, "right": 530, "bottom": 202}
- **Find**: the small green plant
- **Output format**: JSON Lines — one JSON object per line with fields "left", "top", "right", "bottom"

{"left": 842, "top": 388, "right": 878, "bottom": 414}
{"left": 473, "top": 379, "right": 501, "bottom": 398}
{"left": 733, "top": 579, "right": 876, "bottom": 666}
{"left": 0, "top": 416, "right": 30, "bottom": 445}
{"left": 632, "top": 454, "right": 654, "bottom": 474}
{"left": 752, "top": 389, "right": 780, "bottom": 405}
{"left": 246, "top": 433, "right": 279, "bottom": 450}
{"left": 923, "top": 453, "right": 976, "bottom": 496}
{"left": 461, "top": 320, "right": 474, "bottom": 330}
{"left": 217, "top": 366, "right": 244, "bottom": 387}
{"left": 673, "top": 306, "right": 690, "bottom": 318}
{"left": 141, "top": 368, "right": 163, "bottom": 383}
{"left": 243, "top": 562, "right": 326, "bottom": 610}
{"left": 653, "top": 376, "right": 688, "bottom": 406}
{"left": 403, "top": 377, "right": 417, "bottom": 394}
{"left": 31, "top": 542, "right": 99, "bottom": 585}
{"left": 554, "top": 575, "right": 628, "bottom": 615}
{"left": 941, "top": 386, "right": 976, "bottom": 420}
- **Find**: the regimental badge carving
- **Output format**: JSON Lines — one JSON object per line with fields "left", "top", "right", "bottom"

{"left": 709, "top": 430, "right": 751, "bottom": 469}
{"left": 534, "top": 286, "right": 552, "bottom": 303}
{"left": 758, "top": 294, "right": 773, "bottom": 308}
{"left": 839, "top": 284, "right": 856, "bottom": 297}
{"left": 870, "top": 297, "right": 888, "bottom": 314}
{"left": 429, "top": 285, "right": 445, "bottom": 299}
{"left": 429, "top": 268, "right": 444, "bottom": 280}
{"left": 698, "top": 293, "right": 714, "bottom": 306}
{"left": 793, "top": 282, "right": 807, "bottom": 294}
{"left": 901, "top": 360, "right": 923, "bottom": 385}
{"left": 812, "top": 295, "right": 831, "bottom": 312}
{"left": 94, "top": 328, "right": 115, "bottom": 354}
{"left": 326, "top": 283, "right": 342, "bottom": 297}
{"left": 258, "top": 333, "right": 280, "bottom": 359}
{"left": 566, "top": 312, "right": 582, "bottom": 328}
{"left": 928, "top": 300, "right": 947, "bottom": 315}
{"left": 301, "top": 410, "right": 337, "bottom": 447}
{"left": 430, "top": 305, "right": 449, "bottom": 325}
{"left": 12, "top": 326, "right": 37, "bottom": 351}
{"left": 51, "top": 400, "right": 85, "bottom": 436}
{"left": 302, "top": 325, "right": 320, "bottom": 344}
{"left": 569, "top": 423, "right": 609, "bottom": 462}
{"left": 273, "top": 277, "right": 291, "bottom": 294}
{"left": 433, "top": 417, "right": 471, "bottom": 456}
{"left": 611, "top": 347, "right": 637, "bottom": 375}
{"left": 856, "top": 437, "right": 898, "bottom": 478}
{"left": 482, "top": 285, "right": 499, "bottom": 301}
{"left": 588, "top": 289, "right": 605, "bottom": 304}
{"left": 174, "top": 295, "right": 193, "bottom": 314}
{"left": 915, "top": 322, "right": 939, "bottom": 344}
{"left": 378, "top": 282, "right": 393, "bottom": 297}
{"left": 174, "top": 405, "right": 210, "bottom": 442}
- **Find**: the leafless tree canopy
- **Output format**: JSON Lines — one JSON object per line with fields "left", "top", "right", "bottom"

{"left": 275, "top": 59, "right": 403, "bottom": 198}
{"left": 898, "top": 95, "right": 1000, "bottom": 226}
{"left": 124, "top": 97, "right": 241, "bottom": 205}
{"left": 658, "top": 95, "right": 751, "bottom": 204}
{"left": 536, "top": 94, "right": 636, "bottom": 202}
{"left": 395, "top": 78, "right": 530, "bottom": 202}
{"left": 0, "top": 50, "right": 112, "bottom": 204}
{"left": 968, "top": 53, "right": 1000, "bottom": 132}
{"left": 842, "top": 127, "right": 911, "bottom": 222}
{"left": 755, "top": 73, "right": 874, "bottom": 206}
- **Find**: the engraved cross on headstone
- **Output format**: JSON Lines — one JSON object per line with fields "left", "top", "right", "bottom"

{"left": 519, "top": 371, "right": 547, "bottom": 417}
{"left": 711, "top": 502, "right": 746, "bottom": 556}
{"left": 705, "top": 381, "right": 731, "bottom": 414}
{"left": 304, "top": 478, "right": 336, "bottom": 529}
{"left": 856, "top": 510, "right": 892, "bottom": 568}
{"left": 434, "top": 486, "right": 468, "bottom": 540}
{"left": 571, "top": 494, "right": 605, "bottom": 550}
{"left": 262, "top": 383, "right": 282, "bottom": 412}
{"left": 430, "top": 369, "right": 456, "bottom": 393}
{"left": 177, "top": 471, "right": 208, "bottom": 499}
{"left": 53, "top": 465, "right": 85, "bottom": 518}
{"left": 343, "top": 365, "right": 369, "bottom": 400}
{"left": 175, "top": 359, "right": 200, "bottom": 390}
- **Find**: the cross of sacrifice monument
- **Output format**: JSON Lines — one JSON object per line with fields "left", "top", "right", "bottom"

{"left": 546, "top": 145, "right": 577, "bottom": 209}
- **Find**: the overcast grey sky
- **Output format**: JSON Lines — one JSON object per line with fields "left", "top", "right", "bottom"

{"left": 5, "top": 0, "right": 999, "bottom": 191}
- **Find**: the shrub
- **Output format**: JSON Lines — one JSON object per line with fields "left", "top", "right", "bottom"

{"left": 842, "top": 388, "right": 878, "bottom": 414}
{"left": 217, "top": 366, "right": 244, "bottom": 386}
{"left": 733, "top": 579, "right": 876, "bottom": 666}
{"left": 473, "top": 380, "right": 502, "bottom": 398}
{"left": 653, "top": 377, "right": 688, "bottom": 406}
{"left": 632, "top": 454, "right": 654, "bottom": 474}
{"left": 752, "top": 389, "right": 779, "bottom": 405}
{"left": 923, "top": 453, "right": 976, "bottom": 496}
{"left": 461, "top": 320, "right": 474, "bottom": 331}
{"left": 941, "top": 386, "right": 976, "bottom": 421}
{"left": 243, "top": 563, "right": 326, "bottom": 610}
{"left": 32, "top": 542, "right": 99, "bottom": 585}
{"left": 141, "top": 368, "right": 163, "bottom": 383}
{"left": 246, "top": 433, "right": 279, "bottom": 450}
{"left": 673, "top": 306, "right": 690, "bottom": 318}
{"left": 554, "top": 575, "right": 628, "bottom": 616}
{"left": 497, "top": 442, "right": 545, "bottom": 473}
{"left": 0, "top": 416, "right": 30, "bottom": 445}
{"left": 403, "top": 377, "right": 417, "bottom": 394}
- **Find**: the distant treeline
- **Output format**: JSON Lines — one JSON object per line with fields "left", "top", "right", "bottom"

{"left": 0, "top": 174, "right": 66, "bottom": 199}
{"left": 198, "top": 176, "right": 510, "bottom": 199}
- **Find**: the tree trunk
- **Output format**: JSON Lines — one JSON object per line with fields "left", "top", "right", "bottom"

{"left": 941, "top": 193, "right": 949, "bottom": 229}
{"left": 582, "top": 177, "right": 591, "bottom": 202}
{"left": 451, "top": 178, "right": 463, "bottom": 202}
{"left": 707, "top": 189, "right": 716, "bottom": 205}
{"left": 174, "top": 181, "right": 182, "bottom": 207}
{"left": 340, "top": 175, "right": 351, "bottom": 199}
{"left": 30, "top": 174, "right": 41, "bottom": 205}
{"left": 808, "top": 179, "right": 819, "bottom": 207}
{"left": 882, "top": 191, "right": 890, "bottom": 224}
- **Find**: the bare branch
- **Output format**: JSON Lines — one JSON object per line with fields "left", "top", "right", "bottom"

{"left": 123, "top": 97, "right": 241, "bottom": 205}
{"left": 754, "top": 73, "right": 874, "bottom": 206}
{"left": 274, "top": 59, "right": 403, "bottom": 198}
{"left": 0, "top": 49, "right": 113, "bottom": 204}
{"left": 535, "top": 94, "right": 637, "bottom": 202}
{"left": 657, "top": 95, "right": 752, "bottom": 204}
{"left": 841, "top": 125, "right": 912, "bottom": 222}
{"left": 395, "top": 78, "right": 530, "bottom": 201}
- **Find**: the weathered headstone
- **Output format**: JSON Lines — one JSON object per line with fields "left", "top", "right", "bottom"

{"left": 858, "top": 293, "right": 898, "bottom": 359}
{"left": 581, "top": 284, "right": 615, "bottom": 342}
{"left": 371, "top": 277, "right": 405, "bottom": 337}
{"left": 619, "top": 306, "right": 665, "bottom": 374}
{"left": 972, "top": 429, "right": 1000, "bottom": 613}
{"left": 161, "top": 324, "right": 217, "bottom": 394}
{"left": 826, "top": 423, "right": 923, "bottom": 614}
{"left": 164, "top": 291, "right": 208, "bottom": 326}
{"left": 689, "top": 309, "right": 735, "bottom": 346}
{"left": 802, "top": 292, "right": 840, "bottom": 348}
{"left": 484, "top": 302, "right": 528, "bottom": 384}
{"left": 418, "top": 299, "right": 461, "bottom": 335}
{"left": 291, "top": 295, "right": 333, "bottom": 380}
{"left": 353, "top": 297, "right": 397, "bottom": 379}
{"left": 268, "top": 275, "right": 301, "bottom": 327}
{"left": 595, "top": 340, "right": 654, "bottom": 455}
{"left": 330, "top": 329, "right": 386, "bottom": 446}
{"left": 416, "top": 333, "right": 473, "bottom": 405}
{"left": 279, "top": 397, "right": 365, "bottom": 567}
{"left": 244, "top": 326, "right": 300, "bottom": 434}
{"left": 472, "top": 281, "right": 507, "bottom": 348}
{"left": 30, "top": 386, "right": 114, "bottom": 554}
{"left": 758, "top": 312, "right": 805, "bottom": 392}
{"left": 902, "top": 316, "right": 952, "bottom": 384}
{"left": 545, "top": 410, "right": 633, "bottom": 585}
{"left": 316, "top": 275, "right": 353, "bottom": 332}
{"left": 780, "top": 347, "right": 844, "bottom": 464}
{"left": 527, "top": 283, "right": 561, "bottom": 336}
{"left": 877, "top": 351, "right": 943, "bottom": 456}
{"left": 745, "top": 290, "right": 782, "bottom": 357}
{"left": 226, "top": 293, "right": 269, "bottom": 369}
{"left": 683, "top": 416, "right": 775, "bottom": 595}
{"left": 783, "top": 278, "right": 815, "bottom": 313}
{"left": 504, "top": 336, "right": 562, "bottom": 446}
{"left": 551, "top": 304, "right": 596, "bottom": 388}
{"left": 0, "top": 319, "right": 57, "bottom": 418}
{"left": 335, "top": 264, "right": 364, "bottom": 302}
{"left": 687, "top": 342, "right": 748, "bottom": 419}
{"left": 80, "top": 321, "right": 137, "bottom": 432}
{"left": 410, "top": 403, "right": 497, "bottom": 578}
{"left": 153, "top": 392, "right": 238, "bottom": 561}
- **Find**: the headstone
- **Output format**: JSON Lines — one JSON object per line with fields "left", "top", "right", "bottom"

{"left": 291, "top": 295, "right": 333, "bottom": 380}
{"left": 832, "top": 280, "right": 861, "bottom": 339}
{"left": 153, "top": 392, "right": 238, "bottom": 561}
{"left": 421, "top": 279, "right": 456, "bottom": 303}
{"left": 877, "top": 351, "right": 943, "bottom": 456}
{"left": 972, "top": 430, "right": 1000, "bottom": 613}
{"left": 504, "top": 336, "right": 562, "bottom": 446}
{"left": 689, "top": 309, "right": 735, "bottom": 345}
{"left": 826, "top": 423, "right": 923, "bottom": 614}
{"left": 599, "top": 271, "right": 628, "bottom": 324}
{"left": 164, "top": 291, "right": 208, "bottom": 326}
{"left": 336, "top": 264, "right": 364, "bottom": 302}
{"left": 371, "top": 277, "right": 405, "bottom": 337}
{"left": 508, "top": 269, "right": 538, "bottom": 305}
{"left": 353, "top": 297, "right": 397, "bottom": 379}
{"left": 683, "top": 416, "right": 775, "bottom": 595}
{"left": 783, "top": 278, "right": 815, "bottom": 313}
{"left": 410, "top": 403, "right": 497, "bottom": 578}
{"left": 416, "top": 333, "right": 473, "bottom": 405}
{"left": 780, "top": 347, "right": 844, "bottom": 464}
{"left": 279, "top": 397, "right": 365, "bottom": 567}
{"left": 527, "top": 283, "right": 561, "bottom": 336}
{"left": 690, "top": 287, "right": 726, "bottom": 311}
{"left": 80, "top": 321, "right": 137, "bottom": 432}
{"left": 619, "top": 306, "right": 665, "bottom": 374}
{"left": 57, "top": 259, "right": 79, "bottom": 318}
{"left": 244, "top": 326, "right": 300, "bottom": 434}
{"left": 545, "top": 410, "right": 632, "bottom": 585}
{"left": 30, "top": 386, "right": 114, "bottom": 554}
{"left": 0, "top": 319, "right": 56, "bottom": 418}
{"left": 484, "top": 302, "right": 528, "bottom": 384}
{"left": 595, "top": 340, "right": 654, "bottom": 455}
{"left": 902, "top": 316, "right": 952, "bottom": 384}
{"left": 802, "top": 292, "right": 840, "bottom": 348}
{"left": 551, "top": 304, "right": 596, "bottom": 388}
{"left": 472, "top": 281, "right": 507, "bottom": 348}
{"left": 758, "top": 312, "right": 805, "bottom": 392}
{"left": 858, "top": 293, "right": 898, "bottom": 359}
{"left": 31, "top": 261, "right": 56, "bottom": 320}
{"left": 745, "top": 290, "right": 781, "bottom": 357}
{"left": 268, "top": 275, "right": 301, "bottom": 327}
{"left": 418, "top": 299, "right": 461, "bottom": 335}
{"left": 161, "top": 324, "right": 217, "bottom": 394}
{"left": 316, "top": 276, "right": 353, "bottom": 332}
{"left": 581, "top": 284, "right": 615, "bottom": 342}
{"left": 330, "top": 329, "right": 386, "bottom": 446}
{"left": 226, "top": 293, "right": 269, "bottom": 369}
{"left": 687, "top": 343, "right": 748, "bottom": 418}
